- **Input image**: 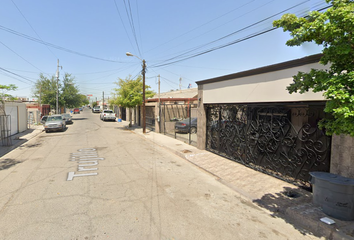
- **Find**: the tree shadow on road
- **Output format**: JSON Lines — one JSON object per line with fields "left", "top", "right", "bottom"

{"left": 0, "top": 158, "right": 21, "bottom": 170}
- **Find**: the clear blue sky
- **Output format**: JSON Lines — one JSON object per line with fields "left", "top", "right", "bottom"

{"left": 0, "top": 0, "right": 326, "bottom": 102}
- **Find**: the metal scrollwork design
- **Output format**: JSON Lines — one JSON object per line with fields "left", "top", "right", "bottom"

{"left": 206, "top": 104, "right": 331, "bottom": 187}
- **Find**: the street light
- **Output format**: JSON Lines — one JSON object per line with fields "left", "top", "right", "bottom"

{"left": 126, "top": 52, "right": 146, "bottom": 134}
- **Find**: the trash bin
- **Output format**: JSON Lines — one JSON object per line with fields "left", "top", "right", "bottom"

{"left": 310, "top": 172, "right": 354, "bottom": 221}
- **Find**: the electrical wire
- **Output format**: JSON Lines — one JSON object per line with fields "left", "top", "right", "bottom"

{"left": 152, "top": 0, "right": 310, "bottom": 66}
{"left": 11, "top": 0, "right": 58, "bottom": 59}
{"left": 0, "top": 67, "right": 35, "bottom": 84}
{"left": 146, "top": 0, "right": 267, "bottom": 56}
{"left": 123, "top": 0, "right": 141, "bottom": 56}
{"left": 151, "top": 2, "right": 330, "bottom": 68}
{"left": 0, "top": 24, "right": 124, "bottom": 63}
{"left": 113, "top": 0, "right": 136, "bottom": 53}
{"left": 0, "top": 40, "right": 50, "bottom": 77}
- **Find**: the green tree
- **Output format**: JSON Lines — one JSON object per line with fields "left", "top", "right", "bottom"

{"left": 61, "top": 73, "right": 81, "bottom": 108}
{"left": 79, "top": 94, "right": 89, "bottom": 106}
{"left": 273, "top": 0, "right": 354, "bottom": 136}
{"left": 33, "top": 73, "right": 86, "bottom": 111}
{"left": 33, "top": 74, "right": 58, "bottom": 109}
{"left": 0, "top": 84, "right": 17, "bottom": 104}
{"left": 113, "top": 75, "right": 155, "bottom": 126}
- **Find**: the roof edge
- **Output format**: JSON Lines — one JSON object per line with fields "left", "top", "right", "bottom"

{"left": 196, "top": 53, "right": 323, "bottom": 85}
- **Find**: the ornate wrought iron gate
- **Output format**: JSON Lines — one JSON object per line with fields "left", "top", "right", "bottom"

{"left": 206, "top": 104, "right": 331, "bottom": 187}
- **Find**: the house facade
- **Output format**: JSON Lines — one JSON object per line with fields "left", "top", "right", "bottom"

{"left": 195, "top": 54, "right": 351, "bottom": 186}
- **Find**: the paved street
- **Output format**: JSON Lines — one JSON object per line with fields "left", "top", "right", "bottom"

{"left": 0, "top": 109, "right": 320, "bottom": 239}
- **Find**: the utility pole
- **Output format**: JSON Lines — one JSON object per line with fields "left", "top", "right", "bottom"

{"left": 125, "top": 52, "right": 146, "bottom": 134}
{"left": 142, "top": 59, "right": 146, "bottom": 133}
{"left": 179, "top": 77, "right": 182, "bottom": 92}
{"left": 56, "top": 59, "right": 62, "bottom": 114}
{"left": 103, "top": 91, "right": 104, "bottom": 110}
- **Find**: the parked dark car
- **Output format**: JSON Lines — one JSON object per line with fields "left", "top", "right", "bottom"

{"left": 175, "top": 118, "right": 197, "bottom": 134}
{"left": 61, "top": 113, "right": 73, "bottom": 124}
{"left": 73, "top": 108, "right": 80, "bottom": 114}
{"left": 40, "top": 115, "right": 48, "bottom": 124}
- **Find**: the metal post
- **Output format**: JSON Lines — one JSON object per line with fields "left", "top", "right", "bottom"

{"left": 189, "top": 104, "right": 191, "bottom": 145}
{"left": 158, "top": 74, "right": 161, "bottom": 133}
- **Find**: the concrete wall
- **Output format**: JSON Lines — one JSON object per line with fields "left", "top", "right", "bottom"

{"left": 4, "top": 102, "right": 27, "bottom": 135}
{"left": 203, "top": 63, "right": 327, "bottom": 104}
{"left": 197, "top": 85, "right": 206, "bottom": 150}
{"left": 331, "top": 135, "right": 354, "bottom": 178}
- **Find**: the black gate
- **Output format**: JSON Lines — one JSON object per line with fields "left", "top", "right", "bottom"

{"left": 146, "top": 106, "right": 155, "bottom": 131}
{"left": 206, "top": 104, "right": 331, "bottom": 187}
{"left": 121, "top": 108, "right": 126, "bottom": 121}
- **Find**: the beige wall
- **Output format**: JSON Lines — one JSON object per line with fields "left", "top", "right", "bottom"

{"left": 4, "top": 102, "right": 27, "bottom": 135}
{"left": 203, "top": 63, "right": 328, "bottom": 104}
{"left": 18, "top": 104, "right": 28, "bottom": 132}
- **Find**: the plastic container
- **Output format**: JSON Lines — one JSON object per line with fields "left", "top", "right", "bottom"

{"left": 117, "top": 118, "right": 122, "bottom": 122}
{"left": 310, "top": 172, "right": 354, "bottom": 221}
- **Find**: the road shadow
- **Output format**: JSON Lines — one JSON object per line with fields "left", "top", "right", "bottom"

{"left": 44, "top": 127, "right": 68, "bottom": 133}
{"left": 253, "top": 186, "right": 354, "bottom": 239}
{"left": 72, "top": 118, "right": 88, "bottom": 121}
{"left": 0, "top": 158, "right": 22, "bottom": 170}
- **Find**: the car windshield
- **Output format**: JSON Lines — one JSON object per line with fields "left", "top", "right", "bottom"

{"left": 104, "top": 110, "right": 113, "bottom": 113}
{"left": 180, "top": 118, "right": 197, "bottom": 123}
{"left": 47, "top": 116, "right": 62, "bottom": 121}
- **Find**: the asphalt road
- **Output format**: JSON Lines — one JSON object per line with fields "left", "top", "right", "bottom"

{"left": 0, "top": 109, "right": 320, "bottom": 240}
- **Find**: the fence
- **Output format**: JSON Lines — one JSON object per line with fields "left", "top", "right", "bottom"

{"left": 161, "top": 103, "right": 198, "bottom": 146}
{"left": 0, "top": 115, "right": 12, "bottom": 146}
{"left": 206, "top": 104, "right": 331, "bottom": 187}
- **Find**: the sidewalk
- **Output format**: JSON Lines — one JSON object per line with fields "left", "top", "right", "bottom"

{"left": 0, "top": 124, "right": 44, "bottom": 158}
{"left": 1, "top": 121, "right": 353, "bottom": 239}
{"left": 122, "top": 122, "right": 354, "bottom": 240}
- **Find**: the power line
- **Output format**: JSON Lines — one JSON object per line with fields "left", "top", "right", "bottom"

{"left": 0, "top": 24, "right": 124, "bottom": 63}
{"left": 151, "top": 1, "right": 330, "bottom": 68}
{"left": 0, "top": 67, "right": 36, "bottom": 84}
{"left": 11, "top": 0, "right": 58, "bottom": 59}
{"left": 124, "top": 0, "right": 141, "bottom": 56}
{"left": 113, "top": 0, "right": 136, "bottom": 53}
{"left": 0, "top": 40, "right": 50, "bottom": 77}
{"left": 146, "top": 0, "right": 260, "bottom": 55}
{"left": 152, "top": 0, "right": 310, "bottom": 66}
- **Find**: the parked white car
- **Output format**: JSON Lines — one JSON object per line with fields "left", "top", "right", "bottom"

{"left": 100, "top": 110, "right": 116, "bottom": 121}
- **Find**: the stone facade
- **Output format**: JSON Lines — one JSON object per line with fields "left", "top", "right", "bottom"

{"left": 331, "top": 134, "right": 354, "bottom": 178}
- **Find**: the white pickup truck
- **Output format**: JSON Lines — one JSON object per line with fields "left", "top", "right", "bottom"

{"left": 100, "top": 110, "right": 117, "bottom": 121}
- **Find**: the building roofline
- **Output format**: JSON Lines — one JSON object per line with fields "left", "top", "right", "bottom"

{"left": 146, "top": 98, "right": 198, "bottom": 103}
{"left": 196, "top": 53, "right": 323, "bottom": 85}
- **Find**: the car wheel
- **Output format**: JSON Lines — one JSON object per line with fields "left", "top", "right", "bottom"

{"left": 190, "top": 127, "right": 197, "bottom": 134}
